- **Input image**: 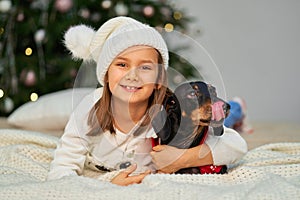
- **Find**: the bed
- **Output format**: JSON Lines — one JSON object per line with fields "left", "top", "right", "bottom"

{"left": 1, "top": 89, "right": 300, "bottom": 199}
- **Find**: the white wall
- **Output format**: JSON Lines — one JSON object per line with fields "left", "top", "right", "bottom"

{"left": 173, "top": 0, "right": 300, "bottom": 123}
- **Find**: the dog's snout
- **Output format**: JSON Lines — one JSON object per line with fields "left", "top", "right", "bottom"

{"left": 224, "top": 102, "right": 231, "bottom": 116}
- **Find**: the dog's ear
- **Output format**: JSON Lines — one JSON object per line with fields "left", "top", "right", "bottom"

{"left": 151, "top": 92, "right": 181, "bottom": 144}
{"left": 164, "top": 93, "right": 182, "bottom": 142}
{"left": 164, "top": 93, "right": 179, "bottom": 112}
{"left": 207, "top": 84, "right": 218, "bottom": 101}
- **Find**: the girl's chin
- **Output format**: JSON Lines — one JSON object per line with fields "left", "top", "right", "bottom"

{"left": 112, "top": 95, "right": 147, "bottom": 105}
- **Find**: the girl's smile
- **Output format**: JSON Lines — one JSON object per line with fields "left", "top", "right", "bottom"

{"left": 120, "top": 84, "right": 142, "bottom": 92}
{"left": 107, "top": 45, "right": 160, "bottom": 105}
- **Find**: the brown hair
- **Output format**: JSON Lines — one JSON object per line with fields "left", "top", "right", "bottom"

{"left": 87, "top": 51, "right": 168, "bottom": 136}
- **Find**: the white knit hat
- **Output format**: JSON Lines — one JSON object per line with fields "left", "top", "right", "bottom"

{"left": 64, "top": 16, "right": 169, "bottom": 85}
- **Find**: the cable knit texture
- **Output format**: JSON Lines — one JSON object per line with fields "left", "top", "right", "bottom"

{"left": 0, "top": 129, "right": 300, "bottom": 199}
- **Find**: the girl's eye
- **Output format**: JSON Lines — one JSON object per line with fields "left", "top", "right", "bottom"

{"left": 140, "top": 65, "right": 153, "bottom": 70}
{"left": 117, "top": 63, "right": 127, "bottom": 68}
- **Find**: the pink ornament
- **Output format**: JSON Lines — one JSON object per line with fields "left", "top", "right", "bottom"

{"left": 69, "top": 68, "right": 77, "bottom": 78}
{"left": 143, "top": 5, "right": 154, "bottom": 17}
{"left": 24, "top": 70, "right": 36, "bottom": 86}
{"left": 17, "top": 12, "right": 24, "bottom": 22}
{"left": 160, "top": 7, "right": 171, "bottom": 18}
{"left": 79, "top": 8, "right": 90, "bottom": 19}
{"left": 55, "top": 0, "right": 73, "bottom": 13}
{"left": 101, "top": 0, "right": 112, "bottom": 9}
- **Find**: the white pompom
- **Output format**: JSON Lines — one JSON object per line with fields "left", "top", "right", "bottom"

{"left": 64, "top": 24, "right": 95, "bottom": 60}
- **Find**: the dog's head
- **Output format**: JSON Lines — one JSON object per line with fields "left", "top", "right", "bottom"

{"left": 151, "top": 81, "right": 230, "bottom": 146}
{"left": 173, "top": 81, "right": 211, "bottom": 126}
{"left": 173, "top": 81, "right": 230, "bottom": 127}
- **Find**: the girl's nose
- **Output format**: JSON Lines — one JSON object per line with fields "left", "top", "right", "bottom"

{"left": 125, "top": 68, "right": 139, "bottom": 81}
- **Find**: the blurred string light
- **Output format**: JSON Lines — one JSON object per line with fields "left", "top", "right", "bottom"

{"left": 25, "top": 47, "right": 33, "bottom": 56}
{"left": 0, "top": 89, "right": 4, "bottom": 98}
{"left": 30, "top": 92, "right": 38, "bottom": 102}
{"left": 164, "top": 23, "right": 174, "bottom": 32}
{"left": 0, "top": 27, "right": 4, "bottom": 34}
{"left": 173, "top": 11, "right": 182, "bottom": 20}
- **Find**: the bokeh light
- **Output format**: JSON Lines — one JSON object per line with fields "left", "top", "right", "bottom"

{"left": 25, "top": 47, "right": 33, "bottom": 56}
{"left": 164, "top": 23, "right": 174, "bottom": 32}
{"left": 30, "top": 92, "right": 38, "bottom": 101}
{"left": 0, "top": 89, "right": 4, "bottom": 98}
{"left": 173, "top": 11, "right": 182, "bottom": 20}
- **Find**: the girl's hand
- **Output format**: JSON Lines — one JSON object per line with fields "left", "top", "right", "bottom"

{"left": 111, "top": 164, "right": 151, "bottom": 186}
{"left": 150, "top": 145, "right": 186, "bottom": 174}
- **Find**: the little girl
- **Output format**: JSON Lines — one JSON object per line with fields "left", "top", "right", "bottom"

{"left": 47, "top": 16, "right": 247, "bottom": 186}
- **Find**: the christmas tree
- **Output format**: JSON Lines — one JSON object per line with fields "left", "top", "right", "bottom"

{"left": 0, "top": 0, "right": 199, "bottom": 115}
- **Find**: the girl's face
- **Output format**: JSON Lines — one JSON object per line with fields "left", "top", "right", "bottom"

{"left": 107, "top": 45, "right": 161, "bottom": 105}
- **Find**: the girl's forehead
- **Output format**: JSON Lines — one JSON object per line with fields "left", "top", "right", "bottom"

{"left": 118, "top": 45, "right": 158, "bottom": 57}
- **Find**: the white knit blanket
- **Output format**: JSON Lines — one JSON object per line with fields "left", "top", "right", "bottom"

{"left": 0, "top": 129, "right": 299, "bottom": 200}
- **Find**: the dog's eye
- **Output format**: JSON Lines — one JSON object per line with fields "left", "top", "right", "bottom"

{"left": 187, "top": 91, "right": 197, "bottom": 99}
{"left": 170, "top": 100, "right": 176, "bottom": 105}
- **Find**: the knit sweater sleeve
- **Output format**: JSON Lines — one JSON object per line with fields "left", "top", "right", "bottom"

{"left": 205, "top": 126, "right": 248, "bottom": 165}
{"left": 47, "top": 88, "right": 102, "bottom": 180}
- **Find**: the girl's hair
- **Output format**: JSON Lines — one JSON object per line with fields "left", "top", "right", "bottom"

{"left": 87, "top": 50, "right": 168, "bottom": 136}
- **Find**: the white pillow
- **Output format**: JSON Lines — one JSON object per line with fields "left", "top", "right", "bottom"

{"left": 7, "top": 88, "right": 95, "bottom": 131}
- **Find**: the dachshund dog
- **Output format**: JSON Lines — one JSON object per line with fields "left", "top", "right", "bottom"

{"left": 151, "top": 81, "right": 230, "bottom": 174}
